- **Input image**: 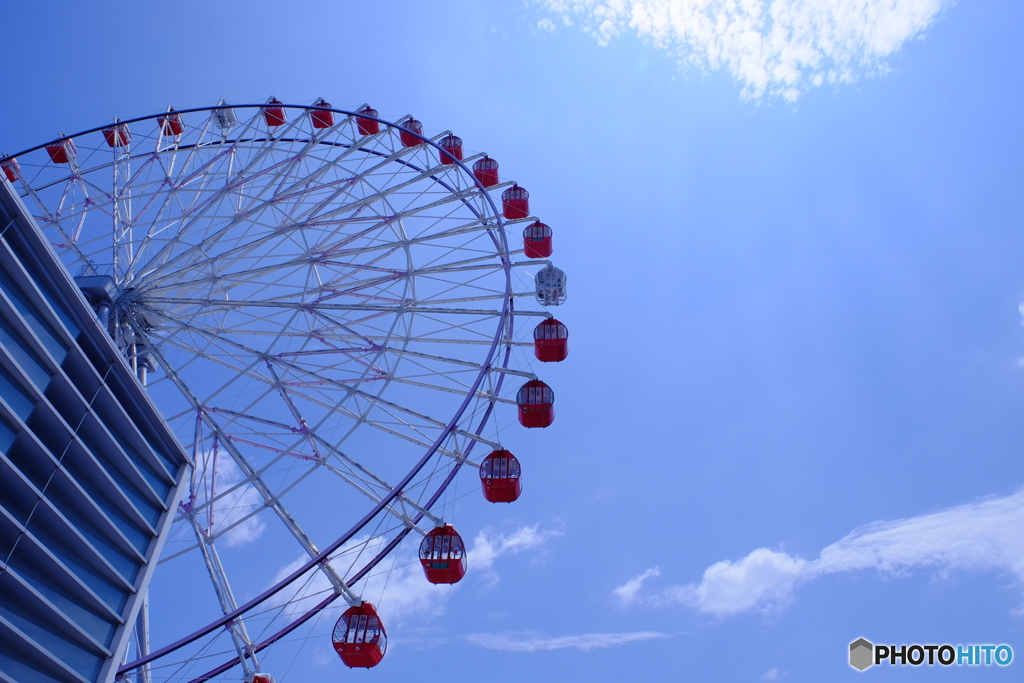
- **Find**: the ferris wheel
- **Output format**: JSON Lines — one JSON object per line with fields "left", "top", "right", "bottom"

{"left": 1, "top": 99, "right": 570, "bottom": 682}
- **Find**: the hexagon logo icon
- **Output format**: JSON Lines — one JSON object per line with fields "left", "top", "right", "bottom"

{"left": 850, "top": 638, "right": 874, "bottom": 671}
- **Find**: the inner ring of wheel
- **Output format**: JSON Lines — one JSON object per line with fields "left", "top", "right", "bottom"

{"left": 7, "top": 105, "right": 516, "bottom": 676}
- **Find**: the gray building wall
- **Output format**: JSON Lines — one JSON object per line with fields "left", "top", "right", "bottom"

{"left": 0, "top": 180, "right": 189, "bottom": 683}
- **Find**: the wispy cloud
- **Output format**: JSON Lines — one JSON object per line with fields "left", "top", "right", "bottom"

{"left": 472, "top": 524, "right": 562, "bottom": 584}
{"left": 537, "top": 0, "right": 952, "bottom": 100}
{"left": 614, "top": 487, "right": 1024, "bottom": 616}
{"left": 612, "top": 567, "right": 662, "bottom": 606}
{"left": 466, "top": 630, "right": 669, "bottom": 652}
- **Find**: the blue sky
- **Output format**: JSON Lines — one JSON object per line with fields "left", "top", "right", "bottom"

{"left": 3, "top": 0, "right": 1024, "bottom": 680}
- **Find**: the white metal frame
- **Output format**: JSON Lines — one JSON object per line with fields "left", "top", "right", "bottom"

{"left": 5, "top": 102, "right": 563, "bottom": 682}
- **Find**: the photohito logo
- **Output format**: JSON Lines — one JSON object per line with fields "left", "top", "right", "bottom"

{"left": 849, "top": 638, "right": 1013, "bottom": 671}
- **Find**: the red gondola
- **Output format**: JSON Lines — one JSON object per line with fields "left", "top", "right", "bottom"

{"left": 251, "top": 675, "right": 276, "bottom": 683}
{"left": 480, "top": 449, "right": 521, "bottom": 503}
{"left": 400, "top": 118, "right": 424, "bottom": 147}
{"left": 102, "top": 120, "right": 131, "bottom": 148}
{"left": 473, "top": 155, "right": 499, "bottom": 187}
{"left": 1, "top": 155, "right": 19, "bottom": 183}
{"left": 310, "top": 98, "right": 334, "bottom": 129}
{"left": 333, "top": 602, "right": 387, "bottom": 668}
{"left": 356, "top": 106, "right": 380, "bottom": 136}
{"left": 158, "top": 108, "right": 184, "bottom": 136}
{"left": 517, "top": 379, "right": 554, "bottom": 428}
{"left": 502, "top": 184, "right": 530, "bottom": 219}
{"left": 45, "top": 135, "right": 75, "bottom": 164}
{"left": 523, "top": 220, "right": 553, "bottom": 258}
{"left": 439, "top": 134, "right": 463, "bottom": 165}
{"left": 533, "top": 319, "right": 568, "bottom": 362}
{"left": 262, "top": 97, "right": 286, "bottom": 127}
{"left": 418, "top": 524, "right": 467, "bottom": 584}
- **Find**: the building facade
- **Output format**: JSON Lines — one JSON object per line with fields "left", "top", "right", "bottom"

{"left": 0, "top": 180, "right": 189, "bottom": 683}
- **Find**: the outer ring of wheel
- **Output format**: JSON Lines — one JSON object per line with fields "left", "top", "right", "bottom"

{"left": 6, "top": 105, "right": 518, "bottom": 679}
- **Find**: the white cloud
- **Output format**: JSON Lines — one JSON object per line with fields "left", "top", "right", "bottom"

{"left": 471, "top": 524, "right": 562, "bottom": 583}
{"left": 671, "top": 548, "right": 808, "bottom": 616}
{"left": 537, "top": 0, "right": 952, "bottom": 100}
{"left": 761, "top": 667, "right": 781, "bottom": 680}
{"left": 615, "top": 487, "right": 1024, "bottom": 616}
{"left": 612, "top": 567, "right": 661, "bottom": 606}
{"left": 466, "top": 630, "right": 669, "bottom": 652}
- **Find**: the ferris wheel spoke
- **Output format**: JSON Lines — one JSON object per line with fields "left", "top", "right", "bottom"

{"left": 313, "top": 216, "right": 498, "bottom": 261}
{"left": 417, "top": 293, "right": 521, "bottom": 305}
{"left": 385, "top": 345, "right": 535, "bottom": 378}
{"left": 354, "top": 392, "right": 503, "bottom": 448}
{"left": 147, "top": 335, "right": 363, "bottom": 603}
{"left": 328, "top": 332, "right": 534, "bottom": 347}
{"left": 137, "top": 201, "right": 500, "bottom": 298}
{"left": 154, "top": 333, "right": 271, "bottom": 394}
{"left": 297, "top": 178, "right": 486, "bottom": 245}
{"left": 145, "top": 256, "right": 406, "bottom": 305}
{"left": 223, "top": 422, "right": 402, "bottom": 503}
{"left": 176, "top": 329, "right": 500, "bottom": 432}
{"left": 262, "top": 360, "right": 328, "bottom": 460}
{"left": 386, "top": 374, "right": 515, "bottom": 404}
{"left": 134, "top": 147, "right": 292, "bottom": 278}
{"left": 181, "top": 463, "right": 322, "bottom": 549}
{"left": 150, "top": 307, "right": 395, "bottom": 396}
{"left": 268, "top": 120, "right": 370, "bottom": 197}
{"left": 254, "top": 354, "right": 502, "bottom": 450}
{"left": 150, "top": 323, "right": 452, "bottom": 528}
{"left": 142, "top": 297, "right": 514, "bottom": 318}
{"left": 184, "top": 514, "right": 262, "bottom": 680}
{"left": 131, "top": 134, "right": 431, "bottom": 285}
{"left": 413, "top": 254, "right": 511, "bottom": 276}
{"left": 321, "top": 462, "right": 437, "bottom": 532}
{"left": 20, "top": 186, "right": 96, "bottom": 269}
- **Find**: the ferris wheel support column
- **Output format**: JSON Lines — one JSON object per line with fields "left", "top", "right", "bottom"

{"left": 133, "top": 594, "right": 150, "bottom": 683}
{"left": 187, "top": 515, "right": 261, "bottom": 681}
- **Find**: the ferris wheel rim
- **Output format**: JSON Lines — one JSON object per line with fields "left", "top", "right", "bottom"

{"left": 169, "top": 339, "right": 517, "bottom": 683}
{"left": 8, "top": 103, "right": 534, "bottom": 679}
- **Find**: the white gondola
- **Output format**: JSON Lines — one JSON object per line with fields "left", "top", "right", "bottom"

{"left": 535, "top": 264, "right": 567, "bottom": 306}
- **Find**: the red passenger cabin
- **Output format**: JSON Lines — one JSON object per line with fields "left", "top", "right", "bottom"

{"left": 310, "top": 98, "right": 334, "bottom": 129}
{"left": 439, "top": 134, "right": 463, "bottom": 165}
{"left": 333, "top": 603, "right": 387, "bottom": 668}
{"left": 473, "top": 156, "right": 499, "bottom": 187}
{"left": 102, "top": 120, "right": 131, "bottom": 148}
{"left": 262, "top": 97, "right": 286, "bottom": 127}
{"left": 480, "top": 450, "right": 522, "bottom": 503}
{"left": 533, "top": 319, "right": 568, "bottom": 362}
{"left": 1, "top": 155, "right": 19, "bottom": 183}
{"left": 502, "top": 184, "right": 530, "bottom": 219}
{"left": 158, "top": 108, "right": 184, "bottom": 136}
{"left": 523, "top": 220, "right": 553, "bottom": 258}
{"left": 251, "top": 675, "right": 276, "bottom": 683}
{"left": 517, "top": 379, "right": 554, "bottom": 428}
{"left": 45, "top": 135, "right": 75, "bottom": 164}
{"left": 400, "top": 118, "right": 424, "bottom": 147}
{"left": 356, "top": 106, "right": 380, "bottom": 136}
{"left": 419, "top": 524, "right": 467, "bottom": 584}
